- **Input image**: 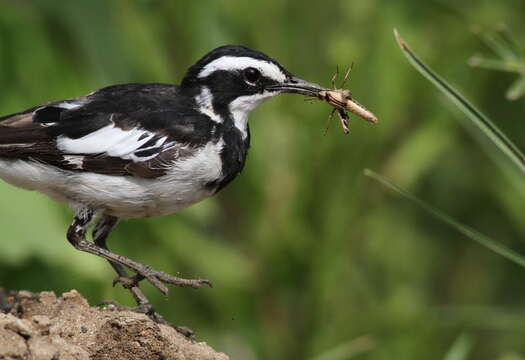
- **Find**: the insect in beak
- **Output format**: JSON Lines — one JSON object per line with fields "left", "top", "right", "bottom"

{"left": 269, "top": 65, "right": 378, "bottom": 134}
{"left": 319, "top": 65, "right": 378, "bottom": 135}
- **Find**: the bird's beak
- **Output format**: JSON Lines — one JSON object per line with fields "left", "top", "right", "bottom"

{"left": 269, "top": 75, "right": 379, "bottom": 124}
{"left": 268, "top": 76, "right": 326, "bottom": 97}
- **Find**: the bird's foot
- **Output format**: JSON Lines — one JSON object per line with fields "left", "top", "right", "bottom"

{"left": 112, "top": 274, "right": 145, "bottom": 289}
{"left": 112, "top": 265, "right": 212, "bottom": 295}
{"left": 98, "top": 300, "right": 195, "bottom": 338}
{"left": 132, "top": 303, "right": 195, "bottom": 338}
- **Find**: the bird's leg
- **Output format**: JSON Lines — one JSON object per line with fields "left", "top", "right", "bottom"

{"left": 92, "top": 216, "right": 142, "bottom": 288}
{"left": 67, "top": 207, "right": 212, "bottom": 296}
{"left": 91, "top": 215, "right": 195, "bottom": 337}
{"left": 92, "top": 215, "right": 149, "bottom": 308}
{"left": 66, "top": 207, "right": 96, "bottom": 248}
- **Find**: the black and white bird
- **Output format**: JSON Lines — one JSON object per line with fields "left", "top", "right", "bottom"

{"left": 0, "top": 45, "right": 336, "bottom": 324}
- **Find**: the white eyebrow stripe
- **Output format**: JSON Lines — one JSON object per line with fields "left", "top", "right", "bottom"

{"left": 198, "top": 56, "right": 287, "bottom": 83}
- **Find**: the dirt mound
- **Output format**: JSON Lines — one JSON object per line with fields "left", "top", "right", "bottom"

{"left": 0, "top": 289, "right": 228, "bottom": 360}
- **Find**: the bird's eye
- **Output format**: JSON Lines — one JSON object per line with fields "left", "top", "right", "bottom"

{"left": 243, "top": 67, "right": 261, "bottom": 84}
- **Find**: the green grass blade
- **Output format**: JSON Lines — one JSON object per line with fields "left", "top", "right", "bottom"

{"left": 468, "top": 56, "right": 525, "bottom": 73}
{"left": 482, "top": 31, "right": 519, "bottom": 61}
{"left": 364, "top": 169, "right": 525, "bottom": 268}
{"left": 310, "top": 336, "right": 376, "bottom": 360}
{"left": 393, "top": 30, "right": 525, "bottom": 177}
{"left": 498, "top": 23, "right": 525, "bottom": 56}
{"left": 506, "top": 75, "right": 525, "bottom": 100}
{"left": 497, "top": 353, "right": 525, "bottom": 360}
{"left": 443, "top": 333, "right": 474, "bottom": 360}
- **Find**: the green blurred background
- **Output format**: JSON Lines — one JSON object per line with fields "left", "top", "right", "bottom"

{"left": 1, "top": 0, "right": 525, "bottom": 359}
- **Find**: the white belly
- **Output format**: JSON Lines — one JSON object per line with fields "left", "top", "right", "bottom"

{"left": 0, "top": 142, "right": 223, "bottom": 218}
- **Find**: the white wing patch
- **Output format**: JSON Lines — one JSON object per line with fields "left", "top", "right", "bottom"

{"left": 56, "top": 124, "right": 172, "bottom": 162}
{"left": 198, "top": 56, "right": 287, "bottom": 83}
{"left": 63, "top": 155, "right": 84, "bottom": 169}
{"left": 55, "top": 101, "right": 83, "bottom": 110}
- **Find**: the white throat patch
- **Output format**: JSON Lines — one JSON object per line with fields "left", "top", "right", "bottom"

{"left": 229, "top": 91, "right": 277, "bottom": 139}
{"left": 198, "top": 56, "right": 286, "bottom": 83}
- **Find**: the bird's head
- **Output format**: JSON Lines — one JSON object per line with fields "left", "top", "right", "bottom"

{"left": 181, "top": 45, "right": 324, "bottom": 136}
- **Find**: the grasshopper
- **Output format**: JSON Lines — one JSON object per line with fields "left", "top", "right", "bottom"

{"left": 317, "top": 65, "right": 378, "bottom": 135}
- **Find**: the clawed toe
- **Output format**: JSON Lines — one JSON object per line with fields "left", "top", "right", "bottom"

{"left": 144, "top": 309, "right": 195, "bottom": 338}
{"left": 144, "top": 308, "right": 195, "bottom": 338}
{"left": 136, "top": 266, "right": 213, "bottom": 294}
{"left": 151, "top": 270, "right": 213, "bottom": 290}
{"left": 113, "top": 267, "right": 212, "bottom": 295}
{"left": 112, "top": 274, "right": 145, "bottom": 289}
{"left": 173, "top": 325, "right": 194, "bottom": 338}
{"left": 99, "top": 300, "right": 195, "bottom": 338}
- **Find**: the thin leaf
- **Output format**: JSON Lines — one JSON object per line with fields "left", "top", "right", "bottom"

{"left": 310, "top": 336, "right": 376, "bottom": 360}
{"left": 468, "top": 56, "right": 525, "bottom": 73}
{"left": 497, "top": 23, "right": 525, "bottom": 56}
{"left": 482, "top": 32, "right": 518, "bottom": 61}
{"left": 443, "top": 333, "right": 474, "bottom": 360}
{"left": 506, "top": 75, "right": 525, "bottom": 100}
{"left": 393, "top": 29, "right": 525, "bottom": 177}
{"left": 364, "top": 169, "right": 525, "bottom": 269}
{"left": 497, "top": 353, "right": 525, "bottom": 360}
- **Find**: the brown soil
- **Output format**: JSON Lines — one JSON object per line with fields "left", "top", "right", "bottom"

{"left": 0, "top": 289, "right": 229, "bottom": 360}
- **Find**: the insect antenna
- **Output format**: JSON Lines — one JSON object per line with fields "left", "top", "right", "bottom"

{"left": 340, "top": 63, "right": 354, "bottom": 89}
{"left": 331, "top": 66, "right": 339, "bottom": 90}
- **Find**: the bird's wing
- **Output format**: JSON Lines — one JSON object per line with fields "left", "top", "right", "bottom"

{"left": 0, "top": 83, "right": 215, "bottom": 178}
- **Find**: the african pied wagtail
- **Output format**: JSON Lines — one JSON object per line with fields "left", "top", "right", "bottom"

{"left": 0, "top": 45, "right": 333, "bottom": 326}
